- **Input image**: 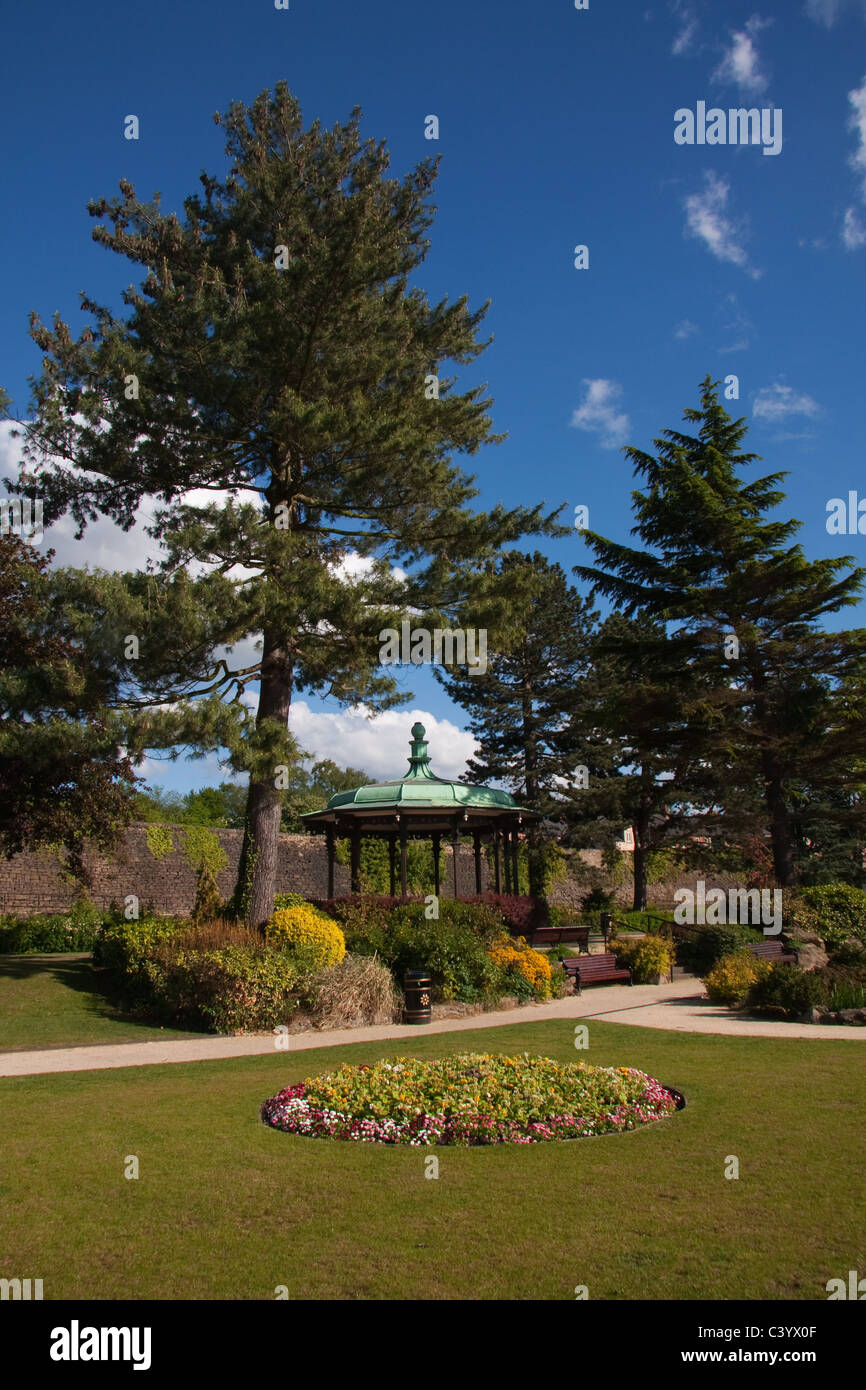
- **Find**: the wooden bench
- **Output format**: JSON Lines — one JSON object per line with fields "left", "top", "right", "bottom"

{"left": 561, "top": 952, "right": 632, "bottom": 994}
{"left": 746, "top": 940, "right": 796, "bottom": 964}
{"left": 531, "top": 925, "right": 591, "bottom": 952}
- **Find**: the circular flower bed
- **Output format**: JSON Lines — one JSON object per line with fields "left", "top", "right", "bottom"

{"left": 261, "top": 1052, "right": 678, "bottom": 1145}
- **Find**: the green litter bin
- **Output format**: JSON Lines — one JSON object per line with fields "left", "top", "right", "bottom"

{"left": 403, "top": 970, "right": 432, "bottom": 1025}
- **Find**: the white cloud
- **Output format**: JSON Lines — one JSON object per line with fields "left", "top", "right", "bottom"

{"left": 847, "top": 75, "right": 866, "bottom": 199}
{"left": 804, "top": 0, "right": 866, "bottom": 25}
{"left": 842, "top": 206, "right": 866, "bottom": 248}
{"left": 712, "top": 16, "right": 771, "bottom": 94}
{"left": 716, "top": 292, "right": 754, "bottom": 353}
{"left": 672, "top": 13, "right": 699, "bottom": 55}
{"left": 0, "top": 421, "right": 162, "bottom": 570}
{"left": 287, "top": 702, "right": 478, "bottom": 782}
{"left": 674, "top": 318, "right": 699, "bottom": 339}
{"left": 683, "top": 172, "right": 760, "bottom": 277}
{"left": 0, "top": 422, "right": 265, "bottom": 573}
{"left": 752, "top": 383, "right": 821, "bottom": 422}
{"left": 569, "top": 379, "right": 630, "bottom": 450}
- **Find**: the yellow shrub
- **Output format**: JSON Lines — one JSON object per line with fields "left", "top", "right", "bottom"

{"left": 266, "top": 906, "right": 346, "bottom": 970}
{"left": 488, "top": 935, "right": 553, "bottom": 998}
{"left": 704, "top": 950, "right": 773, "bottom": 1006}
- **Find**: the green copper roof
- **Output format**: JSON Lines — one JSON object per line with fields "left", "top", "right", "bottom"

{"left": 303, "top": 723, "right": 533, "bottom": 819}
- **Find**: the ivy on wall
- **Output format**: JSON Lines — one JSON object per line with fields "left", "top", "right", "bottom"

{"left": 181, "top": 826, "right": 229, "bottom": 877}
{"left": 145, "top": 825, "right": 174, "bottom": 861}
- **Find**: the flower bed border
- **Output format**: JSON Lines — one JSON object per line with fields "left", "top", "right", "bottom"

{"left": 260, "top": 1056, "right": 681, "bottom": 1146}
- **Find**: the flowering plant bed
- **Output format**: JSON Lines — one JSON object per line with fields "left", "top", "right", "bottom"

{"left": 260, "top": 1052, "right": 678, "bottom": 1145}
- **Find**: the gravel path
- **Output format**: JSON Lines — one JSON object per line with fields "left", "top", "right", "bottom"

{"left": 1, "top": 976, "right": 864, "bottom": 1077}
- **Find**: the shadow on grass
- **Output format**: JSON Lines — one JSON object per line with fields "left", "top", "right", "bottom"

{"left": 0, "top": 953, "right": 210, "bottom": 1047}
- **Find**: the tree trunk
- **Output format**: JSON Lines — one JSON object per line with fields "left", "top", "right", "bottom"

{"left": 764, "top": 772, "right": 795, "bottom": 887}
{"left": 632, "top": 807, "right": 650, "bottom": 912}
{"left": 521, "top": 660, "right": 545, "bottom": 897}
{"left": 233, "top": 629, "right": 293, "bottom": 930}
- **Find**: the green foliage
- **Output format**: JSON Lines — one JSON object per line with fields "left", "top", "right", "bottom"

{"left": 609, "top": 934, "right": 674, "bottom": 983}
{"left": 145, "top": 824, "right": 174, "bottom": 860}
{"left": 22, "top": 79, "right": 559, "bottom": 924}
{"left": 576, "top": 377, "right": 866, "bottom": 888}
{"left": 602, "top": 848, "right": 630, "bottom": 887}
{"left": 433, "top": 551, "right": 595, "bottom": 896}
{"left": 785, "top": 883, "right": 866, "bottom": 951}
{"left": 181, "top": 825, "right": 228, "bottom": 877}
{"left": 335, "top": 835, "right": 442, "bottom": 895}
{"left": 581, "top": 886, "right": 617, "bottom": 914}
{"left": 191, "top": 863, "right": 224, "bottom": 925}
{"left": 745, "top": 963, "right": 827, "bottom": 1019}
{"left": 0, "top": 903, "right": 105, "bottom": 953}
{"left": 703, "top": 951, "right": 773, "bottom": 1005}
{"left": 646, "top": 849, "right": 686, "bottom": 885}
{"left": 155, "top": 945, "right": 307, "bottom": 1033}
{"left": 340, "top": 900, "right": 508, "bottom": 1003}
{"left": 94, "top": 916, "right": 184, "bottom": 972}
{"left": 266, "top": 906, "right": 346, "bottom": 970}
{"left": 0, "top": 534, "right": 139, "bottom": 878}
{"left": 134, "top": 783, "right": 248, "bottom": 828}
{"left": 676, "top": 924, "right": 763, "bottom": 976}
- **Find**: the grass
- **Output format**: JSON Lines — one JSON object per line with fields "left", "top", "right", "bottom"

{"left": 2, "top": 1019, "right": 864, "bottom": 1300}
{"left": 0, "top": 954, "right": 207, "bottom": 1051}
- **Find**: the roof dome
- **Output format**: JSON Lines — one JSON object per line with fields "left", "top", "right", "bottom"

{"left": 325, "top": 724, "right": 519, "bottom": 811}
{"left": 303, "top": 724, "right": 535, "bottom": 824}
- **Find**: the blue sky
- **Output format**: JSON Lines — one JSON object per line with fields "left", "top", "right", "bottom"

{"left": 1, "top": 0, "right": 865, "bottom": 791}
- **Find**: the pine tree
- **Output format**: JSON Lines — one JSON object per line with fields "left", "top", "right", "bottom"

{"left": 576, "top": 377, "right": 866, "bottom": 887}
{"left": 16, "top": 84, "right": 557, "bottom": 926}
{"left": 0, "top": 534, "right": 139, "bottom": 878}
{"left": 434, "top": 551, "right": 597, "bottom": 895}
{"left": 562, "top": 612, "right": 717, "bottom": 910}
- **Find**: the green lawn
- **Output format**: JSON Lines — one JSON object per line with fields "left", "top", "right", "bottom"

{"left": 2, "top": 1019, "right": 864, "bottom": 1300}
{"left": 0, "top": 954, "right": 207, "bottom": 1051}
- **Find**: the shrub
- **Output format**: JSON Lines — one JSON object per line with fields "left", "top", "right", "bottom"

{"left": 704, "top": 950, "right": 773, "bottom": 1006}
{"left": 93, "top": 917, "right": 184, "bottom": 976}
{"left": 309, "top": 953, "right": 402, "bottom": 1028}
{"left": 610, "top": 934, "right": 675, "bottom": 983}
{"left": 390, "top": 898, "right": 505, "bottom": 940}
{"left": 351, "top": 914, "right": 504, "bottom": 1003}
{"left": 745, "top": 963, "right": 827, "bottom": 1019}
{"left": 274, "top": 893, "right": 321, "bottom": 912}
{"left": 467, "top": 894, "right": 547, "bottom": 937}
{"left": 487, "top": 936, "right": 553, "bottom": 999}
{"left": 784, "top": 884, "right": 866, "bottom": 952}
{"left": 266, "top": 906, "right": 346, "bottom": 970}
{"left": 582, "top": 886, "right": 617, "bottom": 913}
{"left": 808, "top": 963, "right": 866, "bottom": 1011}
{"left": 827, "top": 939, "right": 866, "bottom": 970}
{"left": 154, "top": 943, "right": 307, "bottom": 1032}
{"left": 191, "top": 863, "right": 223, "bottom": 924}
{"left": 676, "top": 923, "right": 764, "bottom": 976}
{"left": 0, "top": 904, "right": 105, "bottom": 954}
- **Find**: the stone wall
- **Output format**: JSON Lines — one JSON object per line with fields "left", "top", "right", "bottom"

{"left": 0, "top": 823, "right": 488, "bottom": 917}
{"left": 0, "top": 827, "right": 750, "bottom": 919}
{"left": 548, "top": 851, "right": 752, "bottom": 912}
